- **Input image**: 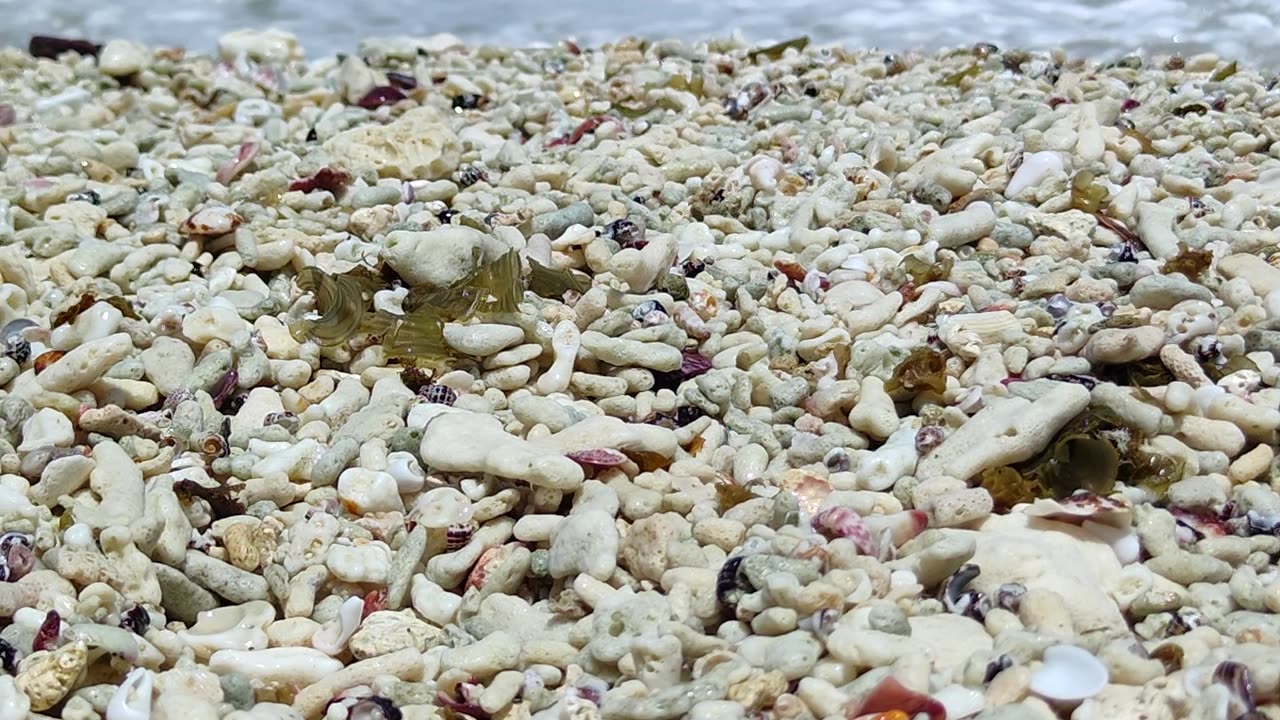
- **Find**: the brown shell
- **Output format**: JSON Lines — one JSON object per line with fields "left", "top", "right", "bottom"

{"left": 33, "top": 350, "right": 64, "bottom": 374}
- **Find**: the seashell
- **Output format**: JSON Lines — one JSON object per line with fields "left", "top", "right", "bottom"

{"left": 176, "top": 600, "right": 274, "bottom": 659}
{"left": 263, "top": 411, "right": 300, "bottom": 433}
{"left": 311, "top": 596, "right": 364, "bottom": 657}
{"left": 385, "top": 451, "right": 425, "bottom": 493}
{"left": 445, "top": 521, "right": 476, "bottom": 552}
{"left": 1005, "top": 150, "right": 1064, "bottom": 197}
{"left": 194, "top": 433, "right": 230, "bottom": 458}
{"left": 862, "top": 510, "right": 929, "bottom": 548}
{"left": 33, "top": 350, "right": 64, "bottom": 374}
{"left": 689, "top": 290, "right": 719, "bottom": 321}
{"left": 937, "top": 311, "right": 1027, "bottom": 358}
{"left": 845, "top": 676, "right": 945, "bottom": 720}
{"left": 180, "top": 204, "right": 243, "bottom": 236}
{"left": 811, "top": 507, "right": 878, "bottom": 557}
{"left": 106, "top": 667, "right": 152, "bottom": 720}
{"left": 1212, "top": 660, "right": 1256, "bottom": 718}
{"left": 1029, "top": 644, "right": 1109, "bottom": 703}
{"left": 931, "top": 684, "right": 985, "bottom": 720}
{"left": 942, "top": 563, "right": 990, "bottom": 621}
{"left": 1022, "top": 491, "right": 1133, "bottom": 528}
{"left": 418, "top": 384, "right": 458, "bottom": 406}
{"left": 414, "top": 487, "right": 474, "bottom": 530}
{"left": 215, "top": 141, "right": 258, "bottom": 186}
{"left": 348, "top": 696, "right": 401, "bottom": 720}
{"left": 566, "top": 448, "right": 629, "bottom": 468}
{"left": 779, "top": 470, "right": 831, "bottom": 515}
{"left": 465, "top": 544, "right": 508, "bottom": 591}
{"left": 915, "top": 425, "right": 945, "bottom": 455}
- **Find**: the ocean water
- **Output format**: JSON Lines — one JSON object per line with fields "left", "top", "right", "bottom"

{"left": 1, "top": 0, "right": 1279, "bottom": 67}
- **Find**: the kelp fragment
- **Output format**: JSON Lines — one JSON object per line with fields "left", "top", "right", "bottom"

{"left": 940, "top": 64, "right": 980, "bottom": 87}
{"left": 1070, "top": 170, "right": 1109, "bottom": 213}
{"left": 747, "top": 36, "right": 809, "bottom": 63}
{"left": 1097, "top": 356, "right": 1176, "bottom": 386}
{"left": 1210, "top": 60, "right": 1238, "bottom": 82}
{"left": 1163, "top": 242, "right": 1212, "bottom": 280}
{"left": 885, "top": 347, "right": 948, "bottom": 395}
{"left": 528, "top": 258, "right": 591, "bottom": 298}
{"left": 288, "top": 267, "right": 381, "bottom": 346}
{"left": 980, "top": 406, "right": 1183, "bottom": 509}
{"left": 403, "top": 248, "right": 522, "bottom": 319}
{"left": 1203, "top": 354, "right": 1259, "bottom": 383}
{"left": 382, "top": 307, "right": 451, "bottom": 367}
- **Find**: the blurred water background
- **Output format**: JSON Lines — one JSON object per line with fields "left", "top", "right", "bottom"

{"left": 1, "top": 0, "right": 1278, "bottom": 66}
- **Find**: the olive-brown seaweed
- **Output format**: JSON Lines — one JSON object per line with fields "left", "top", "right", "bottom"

{"left": 979, "top": 406, "right": 1183, "bottom": 509}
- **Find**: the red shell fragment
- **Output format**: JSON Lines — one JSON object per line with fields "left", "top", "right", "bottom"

{"left": 32, "top": 610, "right": 61, "bottom": 652}
{"left": 288, "top": 167, "right": 351, "bottom": 195}
{"left": 362, "top": 589, "right": 387, "bottom": 619}
{"left": 548, "top": 115, "right": 615, "bottom": 148}
{"left": 566, "top": 448, "right": 629, "bottom": 468}
{"left": 216, "top": 141, "right": 258, "bottom": 186}
{"left": 356, "top": 85, "right": 408, "bottom": 110}
{"left": 812, "top": 506, "right": 879, "bottom": 557}
{"left": 846, "top": 676, "right": 946, "bottom": 720}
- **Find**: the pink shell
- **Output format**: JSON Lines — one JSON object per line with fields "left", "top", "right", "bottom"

{"left": 566, "top": 448, "right": 629, "bottom": 468}
{"left": 215, "top": 141, "right": 258, "bottom": 186}
{"left": 812, "top": 506, "right": 878, "bottom": 557}
{"left": 1024, "top": 491, "right": 1132, "bottom": 527}
{"left": 466, "top": 544, "right": 519, "bottom": 591}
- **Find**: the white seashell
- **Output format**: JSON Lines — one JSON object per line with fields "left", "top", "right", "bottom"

{"left": 176, "top": 601, "right": 274, "bottom": 659}
{"left": 1006, "top": 150, "right": 1064, "bottom": 197}
{"left": 106, "top": 667, "right": 152, "bottom": 720}
{"left": 1030, "top": 644, "right": 1109, "bottom": 703}
{"left": 1083, "top": 520, "right": 1140, "bottom": 565}
{"left": 385, "top": 451, "right": 425, "bottom": 493}
{"left": 311, "top": 596, "right": 364, "bottom": 657}
{"left": 209, "top": 647, "right": 344, "bottom": 687}
{"left": 1022, "top": 493, "right": 1133, "bottom": 528}
{"left": 63, "top": 523, "right": 95, "bottom": 548}
{"left": 414, "top": 487, "right": 475, "bottom": 529}
{"left": 745, "top": 155, "right": 786, "bottom": 193}
{"left": 931, "top": 684, "right": 984, "bottom": 719}
{"left": 180, "top": 204, "right": 243, "bottom": 237}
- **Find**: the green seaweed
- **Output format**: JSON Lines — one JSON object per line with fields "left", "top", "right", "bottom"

{"left": 1210, "top": 60, "right": 1238, "bottom": 82}
{"left": 1097, "top": 356, "right": 1176, "bottom": 386}
{"left": 528, "top": 258, "right": 591, "bottom": 298}
{"left": 884, "top": 347, "right": 948, "bottom": 395}
{"left": 747, "top": 36, "right": 809, "bottom": 63}
{"left": 940, "top": 64, "right": 980, "bottom": 87}
{"left": 980, "top": 406, "right": 1184, "bottom": 509}
{"left": 288, "top": 267, "right": 381, "bottom": 347}
{"left": 1203, "top": 354, "right": 1259, "bottom": 383}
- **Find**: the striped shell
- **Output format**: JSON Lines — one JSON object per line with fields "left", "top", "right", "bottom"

{"left": 445, "top": 521, "right": 476, "bottom": 552}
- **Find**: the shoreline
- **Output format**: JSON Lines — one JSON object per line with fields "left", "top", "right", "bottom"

{"left": 1, "top": 27, "right": 1279, "bottom": 720}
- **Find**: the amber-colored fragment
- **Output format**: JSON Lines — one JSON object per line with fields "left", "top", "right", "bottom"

{"left": 1070, "top": 170, "right": 1109, "bottom": 213}
{"left": 33, "top": 351, "right": 64, "bottom": 374}
{"left": 900, "top": 253, "right": 953, "bottom": 286}
{"left": 885, "top": 347, "right": 948, "bottom": 395}
{"left": 1163, "top": 242, "right": 1212, "bottom": 280}
{"left": 716, "top": 479, "right": 755, "bottom": 514}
